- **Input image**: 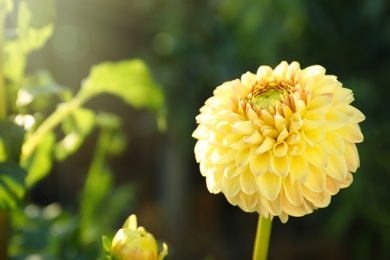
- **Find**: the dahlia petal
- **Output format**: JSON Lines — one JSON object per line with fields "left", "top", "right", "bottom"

{"left": 283, "top": 176, "right": 303, "bottom": 206}
{"left": 222, "top": 133, "right": 245, "bottom": 150}
{"left": 289, "top": 140, "right": 306, "bottom": 156}
{"left": 278, "top": 212, "right": 289, "bottom": 224}
{"left": 276, "top": 126, "right": 289, "bottom": 141}
{"left": 323, "top": 132, "right": 345, "bottom": 155}
{"left": 286, "top": 130, "right": 301, "bottom": 145}
{"left": 249, "top": 152, "right": 270, "bottom": 176}
{"left": 268, "top": 193, "right": 283, "bottom": 215}
{"left": 302, "top": 186, "right": 331, "bottom": 208}
{"left": 223, "top": 164, "right": 239, "bottom": 178}
{"left": 274, "top": 113, "right": 287, "bottom": 132}
{"left": 192, "top": 125, "right": 209, "bottom": 139}
{"left": 336, "top": 124, "right": 364, "bottom": 143}
{"left": 256, "top": 200, "right": 270, "bottom": 218}
{"left": 194, "top": 140, "right": 212, "bottom": 162}
{"left": 239, "top": 167, "right": 257, "bottom": 194}
{"left": 261, "top": 110, "right": 275, "bottom": 127}
{"left": 304, "top": 165, "right": 326, "bottom": 192}
{"left": 323, "top": 110, "right": 348, "bottom": 131}
{"left": 273, "top": 141, "right": 288, "bottom": 157}
{"left": 304, "top": 144, "right": 328, "bottom": 168}
{"left": 235, "top": 147, "right": 251, "bottom": 167}
{"left": 325, "top": 176, "right": 340, "bottom": 195}
{"left": 340, "top": 172, "right": 353, "bottom": 188}
{"left": 238, "top": 192, "right": 258, "bottom": 212}
{"left": 256, "top": 172, "right": 282, "bottom": 201}
{"left": 232, "top": 121, "right": 255, "bottom": 135}
{"left": 243, "top": 130, "right": 263, "bottom": 144}
{"left": 345, "top": 142, "right": 360, "bottom": 172}
{"left": 210, "top": 147, "right": 235, "bottom": 164}
{"left": 199, "top": 162, "right": 207, "bottom": 177}
{"left": 302, "top": 128, "right": 325, "bottom": 146}
{"left": 216, "top": 121, "right": 232, "bottom": 134}
{"left": 222, "top": 175, "right": 241, "bottom": 198}
{"left": 290, "top": 155, "right": 308, "bottom": 184}
{"left": 325, "top": 154, "right": 348, "bottom": 180}
{"left": 306, "top": 96, "right": 333, "bottom": 111}
{"left": 206, "top": 170, "right": 223, "bottom": 194}
{"left": 270, "top": 155, "right": 290, "bottom": 176}
{"left": 260, "top": 194, "right": 278, "bottom": 216}
{"left": 256, "top": 136, "right": 275, "bottom": 154}
{"left": 302, "top": 110, "right": 325, "bottom": 129}
{"left": 341, "top": 105, "right": 365, "bottom": 123}
{"left": 247, "top": 107, "right": 259, "bottom": 121}
{"left": 281, "top": 194, "right": 311, "bottom": 217}
{"left": 289, "top": 112, "right": 303, "bottom": 131}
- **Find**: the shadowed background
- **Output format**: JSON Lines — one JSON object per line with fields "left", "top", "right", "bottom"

{"left": 25, "top": 0, "right": 390, "bottom": 259}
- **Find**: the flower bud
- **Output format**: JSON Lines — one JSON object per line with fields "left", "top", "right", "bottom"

{"left": 110, "top": 214, "right": 168, "bottom": 260}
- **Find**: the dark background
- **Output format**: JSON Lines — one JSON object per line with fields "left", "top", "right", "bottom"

{"left": 27, "top": 0, "right": 390, "bottom": 259}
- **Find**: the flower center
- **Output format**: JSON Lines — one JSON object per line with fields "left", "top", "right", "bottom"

{"left": 249, "top": 82, "right": 289, "bottom": 109}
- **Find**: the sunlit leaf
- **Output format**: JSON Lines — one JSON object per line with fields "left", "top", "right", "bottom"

{"left": 0, "top": 162, "right": 27, "bottom": 210}
{"left": 23, "top": 132, "right": 55, "bottom": 187}
{"left": 3, "top": 41, "right": 26, "bottom": 83}
{"left": 55, "top": 108, "right": 96, "bottom": 161}
{"left": 80, "top": 59, "right": 165, "bottom": 112}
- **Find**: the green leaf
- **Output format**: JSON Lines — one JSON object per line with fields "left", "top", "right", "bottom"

{"left": 16, "top": 70, "right": 72, "bottom": 107}
{"left": 79, "top": 59, "right": 165, "bottom": 112}
{"left": 0, "top": 162, "right": 27, "bottom": 210}
{"left": 0, "top": 120, "right": 25, "bottom": 162}
{"left": 23, "top": 132, "right": 55, "bottom": 187}
{"left": 102, "top": 236, "right": 112, "bottom": 253}
{"left": 24, "top": 0, "right": 56, "bottom": 28}
{"left": 55, "top": 108, "right": 96, "bottom": 161}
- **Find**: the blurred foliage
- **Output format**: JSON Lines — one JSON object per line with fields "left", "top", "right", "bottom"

{"left": 1, "top": 0, "right": 166, "bottom": 258}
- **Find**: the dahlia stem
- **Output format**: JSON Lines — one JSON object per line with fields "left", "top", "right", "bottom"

{"left": 252, "top": 215, "right": 272, "bottom": 260}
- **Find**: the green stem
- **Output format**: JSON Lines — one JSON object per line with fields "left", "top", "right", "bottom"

{"left": 21, "top": 99, "right": 82, "bottom": 159}
{"left": 252, "top": 215, "right": 272, "bottom": 260}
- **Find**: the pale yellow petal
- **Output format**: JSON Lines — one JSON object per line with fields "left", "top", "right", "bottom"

{"left": 249, "top": 152, "right": 270, "bottom": 176}
{"left": 302, "top": 110, "right": 325, "bottom": 129}
{"left": 235, "top": 147, "right": 252, "bottom": 167}
{"left": 270, "top": 155, "right": 290, "bottom": 177}
{"left": 304, "top": 165, "right": 326, "bottom": 192}
{"left": 232, "top": 121, "right": 255, "bottom": 135}
{"left": 223, "top": 164, "right": 239, "bottom": 178}
{"left": 243, "top": 130, "right": 263, "bottom": 144}
{"left": 238, "top": 192, "right": 258, "bottom": 212}
{"left": 273, "top": 141, "right": 288, "bottom": 157}
{"left": 256, "top": 172, "right": 282, "bottom": 201}
{"left": 222, "top": 175, "right": 241, "bottom": 198}
{"left": 306, "top": 96, "right": 333, "bottom": 111}
{"left": 345, "top": 142, "right": 360, "bottom": 172}
{"left": 323, "top": 132, "right": 345, "bottom": 155}
{"left": 323, "top": 110, "right": 348, "bottom": 131}
{"left": 256, "top": 136, "right": 275, "bottom": 154}
{"left": 210, "top": 147, "right": 235, "bottom": 164}
{"left": 325, "top": 154, "right": 348, "bottom": 180}
{"left": 339, "top": 172, "right": 353, "bottom": 188}
{"left": 222, "top": 133, "right": 245, "bottom": 150}
{"left": 325, "top": 176, "right": 340, "bottom": 195}
{"left": 206, "top": 170, "right": 223, "bottom": 194}
{"left": 290, "top": 155, "right": 308, "bottom": 184}
{"left": 283, "top": 176, "right": 304, "bottom": 206}
{"left": 336, "top": 124, "right": 364, "bottom": 143}
{"left": 302, "top": 185, "right": 331, "bottom": 208}
{"left": 281, "top": 194, "right": 312, "bottom": 217}
{"left": 304, "top": 144, "right": 328, "bottom": 168}
{"left": 302, "top": 128, "right": 325, "bottom": 146}
{"left": 239, "top": 166, "right": 257, "bottom": 194}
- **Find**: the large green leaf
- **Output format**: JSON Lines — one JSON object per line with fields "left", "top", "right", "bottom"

{"left": 55, "top": 107, "right": 96, "bottom": 161}
{"left": 79, "top": 59, "right": 165, "bottom": 112}
{"left": 0, "top": 162, "right": 27, "bottom": 210}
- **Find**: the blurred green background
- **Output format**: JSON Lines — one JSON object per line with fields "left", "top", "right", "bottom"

{"left": 15, "top": 0, "right": 390, "bottom": 259}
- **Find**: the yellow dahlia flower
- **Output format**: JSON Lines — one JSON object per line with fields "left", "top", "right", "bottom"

{"left": 192, "top": 61, "right": 365, "bottom": 223}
